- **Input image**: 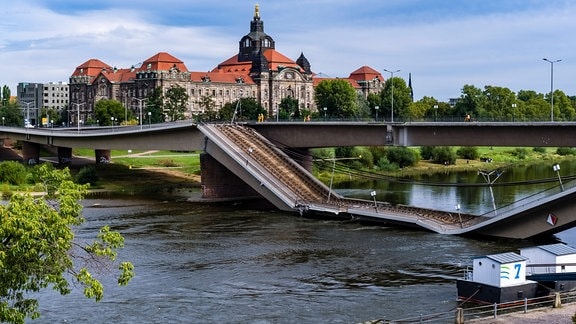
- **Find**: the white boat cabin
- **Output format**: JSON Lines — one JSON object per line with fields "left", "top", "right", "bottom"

{"left": 471, "top": 252, "right": 529, "bottom": 288}
{"left": 520, "top": 243, "right": 576, "bottom": 275}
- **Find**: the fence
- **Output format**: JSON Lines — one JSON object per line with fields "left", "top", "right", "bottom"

{"left": 362, "top": 290, "right": 576, "bottom": 323}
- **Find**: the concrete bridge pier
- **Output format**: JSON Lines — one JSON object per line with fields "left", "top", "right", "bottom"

{"left": 95, "top": 149, "right": 111, "bottom": 164}
{"left": 200, "top": 153, "right": 259, "bottom": 199}
{"left": 22, "top": 141, "right": 40, "bottom": 165}
{"left": 57, "top": 147, "right": 73, "bottom": 166}
{"left": 286, "top": 148, "right": 313, "bottom": 172}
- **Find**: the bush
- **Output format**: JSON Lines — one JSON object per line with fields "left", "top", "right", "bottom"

{"left": 557, "top": 147, "right": 576, "bottom": 156}
{"left": 420, "top": 146, "right": 435, "bottom": 160}
{"left": 533, "top": 147, "right": 546, "bottom": 154}
{"left": 431, "top": 146, "right": 456, "bottom": 165}
{"left": 386, "top": 147, "right": 418, "bottom": 168}
{"left": 456, "top": 146, "right": 479, "bottom": 160}
{"left": 377, "top": 156, "right": 398, "bottom": 171}
{"left": 75, "top": 166, "right": 99, "bottom": 185}
{"left": 0, "top": 161, "right": 27, "bottom": 185}
{"left": 512, "top": 148, "right": 528, "bottom": 160}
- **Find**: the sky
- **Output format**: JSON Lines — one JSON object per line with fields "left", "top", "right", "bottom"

{"left": 1, "top": 0, "right": 575, "bottom": 101}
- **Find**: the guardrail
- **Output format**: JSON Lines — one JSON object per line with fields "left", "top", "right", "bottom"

{"left": 368, "top": 290, "right": 576, "bottom": 323}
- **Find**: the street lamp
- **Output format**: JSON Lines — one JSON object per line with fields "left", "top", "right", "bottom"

{"left": 323, "top": 107, "right": 327, "bottom": 120}
{"left": 71, "top": 102, "right": 85, "bottom": 133}
{"left": 133, "top": 97, "right": 147, "bottom": 130}
{"left": 2, "top": 117, "right": 4, "bottom": 126}
{"left": 434, "top": 104, "right": 438, "bottom": 122}
{"left": 383, "top": 68, "right": 400, "bottom": 122}
{"left": 148, "top": 111, "right": 152, "bottom": 128}
{"left": 111, "top": 116, "right": 115, "bottom": 131}
{"left": 543, "top": 58, "right": 561, "bottom": 122}
{"left": 22, "top": 101, "right": 34, "bottom": 126}
{"left": 553, "top": 163, "right": 564, "bottom": 191}
{"left": 370, "top": 190, "right": 378, "bottom": 212}
{"left": 374, "top": 106, "right": 379, "bottom": 122}
{"left": 512, "top": 103, "right": 517, "bottom": 122}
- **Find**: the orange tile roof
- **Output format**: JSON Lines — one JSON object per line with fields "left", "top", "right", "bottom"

{"left": 139, "top": 52, "right": 189, "bottom": 72}
{"left": 348, "top": 66, "right": 384, "bottom": 82}
{"left": 101, "top": 68, "right": 136, "bottom": 83}
{"left": 71, "top": 59, "right": 112, "bottom": 77}
{"left": 189, "top": 71, "right": 255, "bottom": 85}
{"left": 212, "top": 49, "right": 302, "bottom": 73}
{"left": 313, "top": 77, "right": 361, "bottom": 89}
{"left": 212, "top": 55, "right": 252, "bottom": 74}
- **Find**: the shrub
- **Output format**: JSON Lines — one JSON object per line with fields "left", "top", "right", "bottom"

{"left": 431, "top": 146, "right": 456, "bottom": 165}
{"left": 420, "top": 146, "right": 435, "bottom": 160}
{"left": 557, "top": 147, "right": 576, "bottom": 156}
{"left": 75, "top": 166, "right": 99, "bottom": 185}
{"left": 533, "top": 147, "right": 546, "bottom": 154}
{"left": 456, "top": 146, "right": 479, "bottom": 160}
{"left": 0, "top": 161, "right": 27, "bottom": 185}
{"left": 512, "top": 148, "right": 528, "bottom": 160}
{"left": 386, "top": 147, "right": 418, "bottom": 168}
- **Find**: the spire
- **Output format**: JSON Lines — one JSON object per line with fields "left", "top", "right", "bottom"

{"left": 296, "top": 52, "right": 312, "bottom": 74}
{"left": 408, "top": 72, "right": 414, "bottom": 102}
{"left": 254, "top": 4, "right": 260, "bottom": 19}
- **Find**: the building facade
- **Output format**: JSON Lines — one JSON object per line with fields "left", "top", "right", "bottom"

{"left": 68, "top": 5, "right": 385, "bottom": 124}
{"left": 16, "top": 82, "right": 70, "bottom": 126}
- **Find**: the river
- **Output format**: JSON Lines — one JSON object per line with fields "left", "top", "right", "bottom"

{"left": 32, "top": 161, "right": 576, "bottom": 323}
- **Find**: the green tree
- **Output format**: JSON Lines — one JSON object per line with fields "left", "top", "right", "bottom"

{"left": 197, "top": 95, "right": 218, "bottom": 121}
{"left": 94, "top": 99, "right": 126, "bottom": 126}
{"left": 454, "top": 84, "right": 484, "bottom": 120}
{"left": 0, "top": 164, "right": 134, "bottom": 323}
{"left": 279, "top": 97, "right": 299, "bottom": 120}
{"left": 146, "top": 87, "right": 165, "bottom": 124}
{"left": 517, "top": 90, "right": 548, "bottom": 121}
{"left": 380, "top": 77, "right": 412, "bottom": 121}
{"left": 480, "top": 86, "right": 516, "bottom": 121}
{"left": 314, "top": 79, "right": 358, "bottom": 119}
{"left": 554, "top": 90, "right": 575, "bottom": 121}
{"left": 164, "top": 85, "right": 189, "bottom": 122}
{"left": 0, "top": 101, "right": 24, "bottom": 127}
{"left": 1, "top": 86, "right": 10, "bottom": 107}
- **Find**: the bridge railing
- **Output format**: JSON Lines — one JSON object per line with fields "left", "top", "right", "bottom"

{"left": 478, "top": 179, "right": 576, "bottom": 218}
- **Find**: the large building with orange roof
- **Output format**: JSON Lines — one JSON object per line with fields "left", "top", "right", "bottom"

{"left": 68, "top": 5, "right": 384, "bottom": 124}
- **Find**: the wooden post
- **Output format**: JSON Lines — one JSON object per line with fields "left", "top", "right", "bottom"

{"left": 455, "top": 307, "right": 464, "bottom": 324}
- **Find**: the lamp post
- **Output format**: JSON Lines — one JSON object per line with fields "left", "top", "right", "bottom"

{"left": 111, "top": 116, "right": 115, "bottom": 131}
{"left": 383, "top": 69, "right": 400, "bottom": 122}
{"left": 553, "top": 163, "right": 564, "bottom": 191}
{"left": 512, "top": 103, "right": 517, "bottom": 122}
{"left": 434, "top": 104, "right": 438, "bottom": 122}
{"left": 478, "top": 169, "right": 504, "bottom": 216}
{"left": 370, "top": 190, "right": 378, "bottom": 212}
{"left": 374, "top": 106, "right": 379, "bottom": 122}
{"left": 133, "top": 97, "right": 147, "bottom": 130}
{"left": 148, "top": 111, "right": 152, "bottom": 128}
{"left": 22, "top": 101, "right": 34, "bottom": 127}
{"left": 71, "top": 102, "right": 85, "bottom": 133}
{"left": 2, "top": 117, "right": 4, "bottom": 126}
{"left": 323, "top": 107, "right": 327, "bottom": 121}
{"left": 543, "top": 58, "right": 561, "bottom": 122}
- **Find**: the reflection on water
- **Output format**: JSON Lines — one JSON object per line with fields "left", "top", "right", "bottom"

{"left": 32, "top": 161, "right": 576, "bottom": 323}
{"left": 32, "top": 197, "right": 566, "bottom": 323}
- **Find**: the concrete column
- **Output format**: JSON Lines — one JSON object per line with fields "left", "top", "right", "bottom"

{"left": 95, "top": 149, "right": 111, "bottom": 164}
{"left": 553, "top": 292, "right": 562, "bottom": 308}
{"left": 454, "top": 307, "right": 464, "bottom": 324}
{"left": 285, "top": 148, "right": 313, "bottom": 172}
{"left": 22, "top": 141, "right": 40, "bottom": 165}
{"left": 57, "top": 147, "right": 73, "bottom": 166}
{"left": 200, "top": 153, "right": 258, "bottom": 199}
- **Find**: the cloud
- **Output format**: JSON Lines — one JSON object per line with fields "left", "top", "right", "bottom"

{"left": 1, "top": 1, "right": 575, "bottom": 101}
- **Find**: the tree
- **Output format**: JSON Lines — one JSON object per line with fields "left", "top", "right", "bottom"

{"left": 454, "top": 84, "right": 484, "bottom": 120}
{"left": 379, "top": 77, "right": 412, "bottom": 121}
{"left": 0, "top": 101, "right": 24, "bottom": 127}
{"left": 1, "top": 86, "right": 10, "bottom": 107}
{"left": 94, "top": 99, "right": 126, "bottom": 126}
{"left": 480, "top": 86, "right": 516, "bottom": 121}
{"left": 164, "top": 85, "right": 189, "bottom": 122}
{"left": 279, "top": 97, "right": 299, "bottom": 120}
{"left": 0, "top": 164, "right": 134, "bottom": 323}
{"left": 197, "top": 95, "right": 218, "bottom": 121}
{"left": 144, "top": 87, "right": 165, "bottom": 124}
{"left": 314, "top": 79, "right": 358, "bottom": 119}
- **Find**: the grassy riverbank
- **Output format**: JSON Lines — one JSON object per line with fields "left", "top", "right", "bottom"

{"left": 75, "top": 146, "right": 576, "bottom": 192}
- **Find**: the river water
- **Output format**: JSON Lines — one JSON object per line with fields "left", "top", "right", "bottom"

{"left": 33, "top": 161, "right": 576, "bottom": 323}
